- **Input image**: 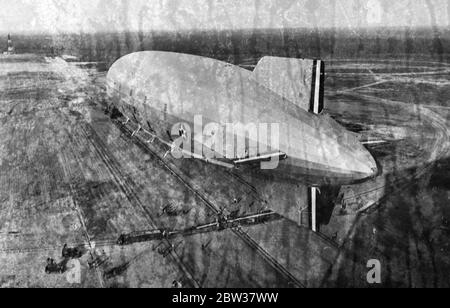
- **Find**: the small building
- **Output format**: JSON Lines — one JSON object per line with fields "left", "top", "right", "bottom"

{"left": 5, "top": 34, "right": 14, "bottom": 55}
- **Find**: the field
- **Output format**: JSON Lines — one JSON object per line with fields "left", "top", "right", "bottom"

{"left": 0, "top": 28, "right": 450, "bottom": 287}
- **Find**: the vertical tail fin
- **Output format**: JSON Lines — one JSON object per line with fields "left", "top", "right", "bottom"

{"left": 310, "top": 60, "right": 325, "bottom": 114}
{"left": 251, "top": 56, "right": 325, "bottom": 114}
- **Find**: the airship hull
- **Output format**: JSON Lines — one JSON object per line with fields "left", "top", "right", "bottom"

{"left": 106, "top": 51, "right": 378, "bottom": 186}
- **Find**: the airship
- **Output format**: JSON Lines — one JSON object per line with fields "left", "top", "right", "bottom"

{"left": 106, "top": 51, "right": 378, "bottom": 187}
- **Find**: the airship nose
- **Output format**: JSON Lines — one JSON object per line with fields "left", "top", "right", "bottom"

{"left": 347, "top": 145, "right": 379, "bottom": 180}
{"left": 316, "top": 115, "right": 379, "bottom": 182}
{"left": 320, "top": 131, "right": 379, "bottom": 182}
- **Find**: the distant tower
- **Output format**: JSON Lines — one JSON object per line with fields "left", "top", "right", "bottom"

{"left": 7, "top": 33, "right": 14, "bottom": 54}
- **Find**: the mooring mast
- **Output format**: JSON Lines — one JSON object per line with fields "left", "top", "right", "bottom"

{"left": 6, "top": 33, "right": 14, "bottom": 54}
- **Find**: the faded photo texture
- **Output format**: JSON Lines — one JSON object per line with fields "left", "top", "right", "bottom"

{"left": 0, "top": 0, "right": 450, "bottom": 288}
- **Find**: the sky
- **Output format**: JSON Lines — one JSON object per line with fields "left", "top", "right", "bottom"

{"left": 0, "top": 0, "right": 449, "bottom": 34}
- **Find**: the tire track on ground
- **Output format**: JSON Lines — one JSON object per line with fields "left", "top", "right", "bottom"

{"left": 76, "top": 121, "right": 201, "bottom": 288}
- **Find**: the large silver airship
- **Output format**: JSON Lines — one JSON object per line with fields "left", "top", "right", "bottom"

{"left": 106, "top": 51, "right": 378, "bottom": 186}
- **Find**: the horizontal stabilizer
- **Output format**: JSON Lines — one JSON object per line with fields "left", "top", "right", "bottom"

{"left": 251, "top": 56, "right": 325, "bottom": 114}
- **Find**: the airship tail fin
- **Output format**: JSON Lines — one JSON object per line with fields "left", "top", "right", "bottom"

{"left": 251, "top": 56, "right": 325, "bottom": 114}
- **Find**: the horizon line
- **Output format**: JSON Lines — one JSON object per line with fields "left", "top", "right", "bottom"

{"left": 1, "top": 25, "right": 449, "bottom": 36}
